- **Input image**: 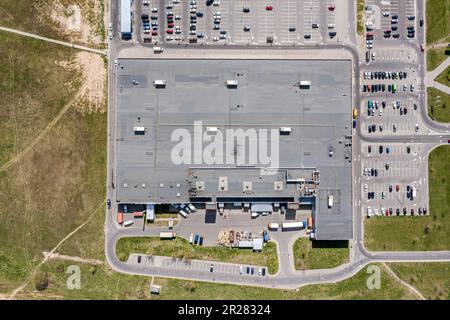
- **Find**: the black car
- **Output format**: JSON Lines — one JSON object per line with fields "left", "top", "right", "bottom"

{"left": 420, "top": 19, "right": 423, "bottom": 26}
{"left": 304, "top": 34, "right": 311, "bottom": 39}
{"left": 107, "top": 199, "right": 111, "bottom": 209}
{"left": 407, "top": 146, "right": 411, "bottom": 153}
{"left": 251, "top": 267, "right": 255, "bottom": 275}
{"left": 403, "top": 207, "right": 407, "bottom": 215}
{"left": 396, "top": 208, "right": 400, "bottom": 215}
{"left": 243, "top": 8, "right": 250, "bottom": 13}
{"left": 196, "top": 11, "right": 203, "bottom": 17}
{"left": 329, "top": 32, "right": 337, "bottom": 38}
{"left": 391, "top": 25, "right": 398, "bottom": 31}
{"left": 389, "top": 185, "right": 393, "bottom": 192}
{"left": 206, "top": 0, "right": 214, "bottom": 5}
{"left": 262, "top": 268, "right": 266, "bottom": 276}
{"left": 379, "top": 145, "right": 383, "bottom": 154}
{"left": 392, "top": 33, "right": 400, "bottom": 38}
{"left": 382, "top": 84, "right": 385, "bottom": 92}
{"left": 392, "top": 15, "right": 398, "bottom": 19}
{"left": 289, "top": 27, "right": 296, "bottom": 32}
{"left": 368, "top": 145, "right": 372, "bottom": 153}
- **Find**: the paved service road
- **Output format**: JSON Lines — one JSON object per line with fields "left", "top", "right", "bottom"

{"left": 104, "top": 0, "right": 450, "bottom": 290}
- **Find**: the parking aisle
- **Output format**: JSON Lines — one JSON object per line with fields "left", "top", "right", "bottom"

{"left": 255, "top": 1, "right": 275, "bottom": 44}
{"left": 279, "top": 0, "right": 298, "bottom": 44}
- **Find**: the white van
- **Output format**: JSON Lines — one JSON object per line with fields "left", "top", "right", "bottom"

{"left": 179, "top": 209, "right": 189, "bottom": 218}
{"left": 123, "top": 220, "right": 134, "bottom": 227}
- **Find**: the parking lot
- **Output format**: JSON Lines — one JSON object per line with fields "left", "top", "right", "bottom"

{"left": 360, "top": 142, "right": 428, "bottom": 218}
{"left": 129, "top": 253, "right": 268, "bottom": 277}
{"left": 135, "top": 0, "right": 349, "bottom": 46}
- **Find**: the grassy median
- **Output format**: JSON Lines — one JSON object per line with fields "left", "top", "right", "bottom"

{"left": 435, "top": 66, "right": 450, "bottom": 87}
{"left": 365, "top": 145, "right": 450, "bottom": 251}
{"left": 116, "top": 237, "right": 279, "bottom": 275}
{"left": 428, "top": 87, "right": 450, "bottom": 123}
{"left": 293, "top": 239, "right": 349, "bottom": 270}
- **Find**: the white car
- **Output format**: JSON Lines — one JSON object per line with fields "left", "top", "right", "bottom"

{"left": 109, "top": 31, "right": 113, "bottom": 40}
{"left": 175, "top": 15, "right": 182, "bottom": 20}
{"left": 189, "top": 233, "right": 194, "bottom": 244}
{"left": 415, "top": 124, "right": 419, "bottom": 132}
{"left": 327, "top": 23, "right": 335, "bottom": 29}
{"left": 212, "top": 36, "right": 219, "bottom": 41}
{"left": 367, "top": 207, "right": 372, "bottom": 217}
{"left": 363, "top": 168, "right": 368, "bottom": 175}
{"left": 143, "top": 0, "right": 150, "bottom": 5}
{"left": 382, "top": 11, "right": 390, "bottom": 17}
{"left": 364, "top": 184, "right": 368, "bottom": 192}
{"left": 213, "top": 1, "right": 220, "bottom": 6}
{"left": 374, "top": 208, "right": 379, "bottom": 216}
{"left": 239, "top": 266, "right": 243, "bottom": 274}
{"left": 151, "top": 8, "right": 158, "bottom": 13}
{"left": 109, "top": 22, "right": 112, "bottom": 31}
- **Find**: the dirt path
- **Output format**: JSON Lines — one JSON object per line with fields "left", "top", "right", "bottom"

{"left": 42, "top": 252, "right": 103, "bottom": 265}
{"left": 7, "top": 201, "right": 104, "bottom": 300}
{"left": 382, "top": 263, "right": 426, "bottom": 300}
{"left": 0, "top": 26, "right": 107, "bottom": 56}
{"left": 0, "top": 83, "right": 88, "bottom": 173}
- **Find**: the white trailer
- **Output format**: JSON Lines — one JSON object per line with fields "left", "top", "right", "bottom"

{"left": 282, "top": 221, "right": 304, "bottom": 230}
{"left": 268, "top": 223, "right": 279, "bottom": 230}
{"left": 160, "top": 232, "right": 176, "bottom": 239}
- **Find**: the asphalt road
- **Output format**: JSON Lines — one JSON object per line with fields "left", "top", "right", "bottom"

{"left": 104, "top": 0, "right": 450, "bottom": 290}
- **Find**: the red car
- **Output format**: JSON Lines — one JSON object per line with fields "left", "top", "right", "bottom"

{"left": 328, "top": 4, "right": 335, "bottom": 11}
{"left": 168, "top": 22, "right": 174, "bottom": 28}
{"left": 265, "top": 5, "right": 273, "bottom": 11}
{"left": 396, "top": 184, "right": 400, "bottom": 192}
{"left": 366, "top": 32, "right": 374, "bottom": 37}
{"left": 151, "top": 31, "right": 158, "bottom": 36}
{"left": 166, "top": 29, "right": 173, "bottom": 34}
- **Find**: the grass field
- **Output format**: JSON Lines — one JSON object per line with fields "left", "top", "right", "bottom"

{"left": 425, "top": 0, "right": 450, "bottom": 71}
{"left": 116, "top": 237, "right": 279, "bottom": 275}
{"left": 17, "top": 261, "right": 415, "bottom": 300}
{"left": 388, "top": 263, "right": 450, "bottom": 300}
{"left": 427, "top": 47, "right": 449, "bottom": 71}
{"left": 0, "top": 0, "right": 105, "bottom": 47}
{"left": 0, "top": 31, "right": 107, "bottom": 294}
{"left": 426, "top": 0, "right": 450, "bottom": 45}
{"left": 428, "top": 87, "right": 450, "bottom": 123}
{"left": 365, "top": 145, "right": 450, "bottom": 251}
{"left": 293, "top": 239, "right": 349, "bottom": 270}
{"left": 435, "top": 66, "right": 450, "bottom": 87}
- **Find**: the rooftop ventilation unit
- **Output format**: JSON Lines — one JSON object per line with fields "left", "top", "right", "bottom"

{"left": 226, "top": 80, "right": 238, "bottom": 88}
{"left": 279, "top": 127, "right": 292, "bottom": 134}
{"left": 154, "top": 80, "right": 166, "bottom": 88}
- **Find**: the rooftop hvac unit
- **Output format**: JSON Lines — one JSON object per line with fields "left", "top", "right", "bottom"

{"left": 300, "top": 81, "right": 311, "bottom": 89}
{"left": 226, "top": 80, "right": 238, "bottom": 88}
{"left": 206, "top": 127, "right": 218, "bottom": 133}
{"left": 154, "top": 80, "right": 166, "bottom": 88}
{"left": 134, "top": 126, "right": 145, "bottom": 135}
{"left": 279, "top": 127, "right": 292, "bottom": 134}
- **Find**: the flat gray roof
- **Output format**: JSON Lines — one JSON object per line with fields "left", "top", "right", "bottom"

{"left": 115, "top": 58, "right": 353, "bottom": 240}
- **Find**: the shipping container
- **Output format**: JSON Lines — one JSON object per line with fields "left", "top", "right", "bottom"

{"left": 117, "top": 212, "right": 123, "bottom": 224}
